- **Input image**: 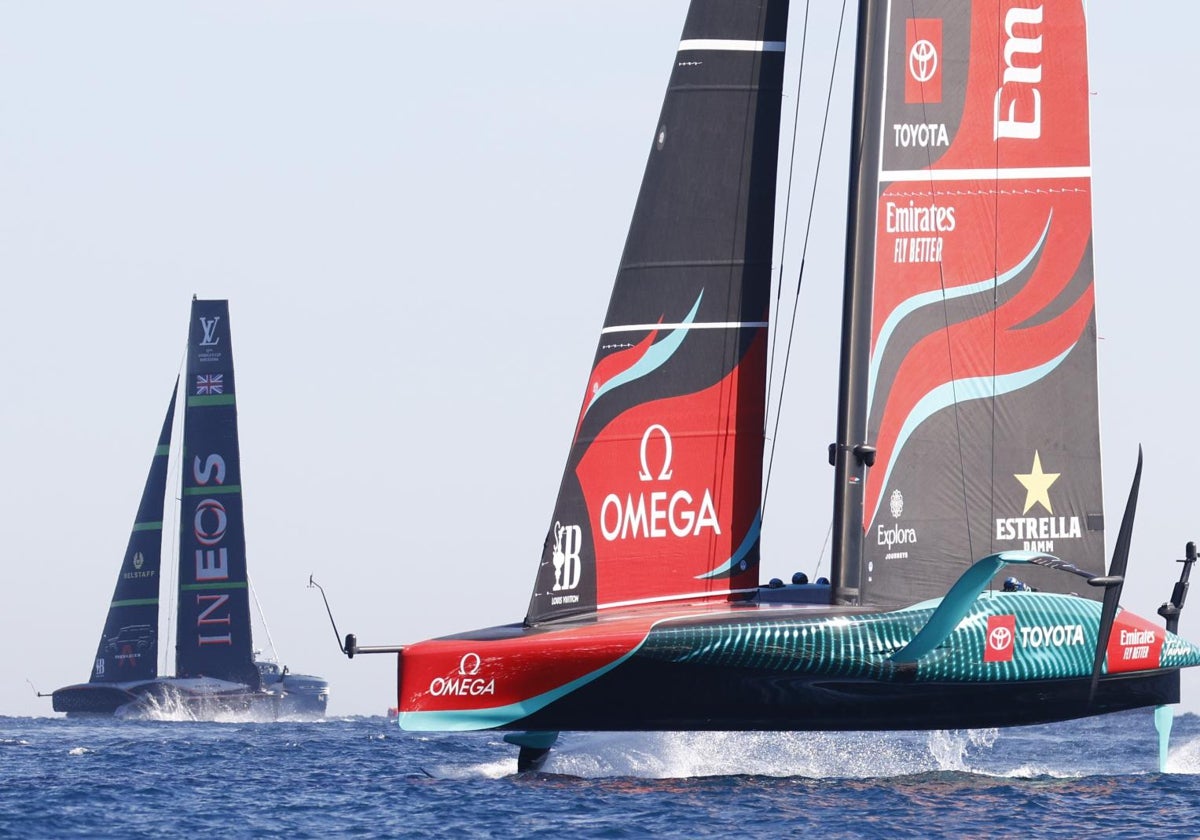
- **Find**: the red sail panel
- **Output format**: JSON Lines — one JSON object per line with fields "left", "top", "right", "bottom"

{"left": 576, "top": 334, "right": 766, "bottom": 609}
{"left": 860, "top": 1, "right": 1104, "bottom": 606}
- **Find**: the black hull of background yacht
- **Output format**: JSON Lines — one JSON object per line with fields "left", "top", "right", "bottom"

{"left": 51, "top": 675, "right": 328, "bottom": 719}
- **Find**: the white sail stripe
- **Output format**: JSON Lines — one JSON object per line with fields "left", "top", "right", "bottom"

{"left": 678, "top": 39, "right": 786, "bottom": 53}
{"left": 598, "top": 588, "right": 760, "bottom": 611}
{"left": 600, "top": 320, "right": 768, "bottom": 335}
{"left": 880, "top": 166, "right": 1092, "bottom": 183}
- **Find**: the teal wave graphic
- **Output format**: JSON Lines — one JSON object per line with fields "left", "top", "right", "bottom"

{"left": 582, "top": 292, "right": 704, "bottom": 419}
{"left": 867, "top": 343, "right": 1074, "bottom": 526}
{"left": 696, "top": 510, "right": 761, "bottom": 580}
{"left": 397, "top": 642, "right": 648, "bottom": 732}
{"left": 866, "top": 214, "right": 1052, "bottom": 419}
{"left": 642, "top": 592, "right": 1200, "bottom": 683}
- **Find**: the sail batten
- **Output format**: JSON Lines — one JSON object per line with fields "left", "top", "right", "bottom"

{"left": 678, "top": 39, "right": 786, "bottom": 52}
{"left": 880, "top": 166, "right": 1091, "bottom": 182}
{"left": 601, "top": 321, "right": 769, "bottom": 335}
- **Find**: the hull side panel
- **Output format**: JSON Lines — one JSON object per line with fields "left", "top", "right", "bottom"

{"left": 398, "top": 594, "right": 1200, "bottom": 732}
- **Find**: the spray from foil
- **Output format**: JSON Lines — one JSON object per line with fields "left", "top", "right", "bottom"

{"left": 545, "top": 730, "right": 1010, "bottom": 779}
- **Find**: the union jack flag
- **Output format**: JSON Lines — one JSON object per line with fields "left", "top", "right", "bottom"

{"left": 195, "top": 374, "right": 224, "bottom": 395}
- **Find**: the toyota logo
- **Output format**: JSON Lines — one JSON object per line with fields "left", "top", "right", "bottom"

{"left": 908, "top": 39, "right": 939, "bottom": 83}
{"left": 988, "top": 625, "right": 1013, "bottom": 652}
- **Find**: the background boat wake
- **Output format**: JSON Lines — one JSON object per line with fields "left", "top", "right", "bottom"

{"left": 111, "top": 688, "right": 330, "bottom": 725}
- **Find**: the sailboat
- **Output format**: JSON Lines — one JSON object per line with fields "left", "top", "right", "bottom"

{"left": 52, "top": 299, "right": 329, "bottom": 719}
{"left": 334, "top": 0, "right": 1200, "bottom": 767}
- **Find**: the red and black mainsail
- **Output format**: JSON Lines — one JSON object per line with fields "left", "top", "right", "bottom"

{"left": 526, "top": 0, "right": 790, "bottom": 624}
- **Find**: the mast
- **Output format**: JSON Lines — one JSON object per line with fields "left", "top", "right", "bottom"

{"left": 831, "top": 0, "right": 886, "bottom": 606}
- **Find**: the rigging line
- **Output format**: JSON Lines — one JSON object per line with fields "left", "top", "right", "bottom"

{"left": 247, "top": 572, "right": 280, "bottom": 663}
{"left": 908, "top": 1, "right": 975, "bottom": 564}
{"left": 765, "top": 0, "right": 813, "bottom": 429}
{"left": 813, "top": 517, "right": 834, "bottom": 579}
{"left": 237, "top": 373, "right": 280, "bottom": 655}
{"left": 704, "top": 2, "right": 783, "bottom": 597}
{"left": 762, "top": 0, "right": 850, "bottom": 515}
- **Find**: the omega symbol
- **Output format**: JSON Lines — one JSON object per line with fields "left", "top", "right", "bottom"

{"left": 638, "top": 424, "right": 674, "bottom": 482}
{"left": 458, "top": 653, "right": 481, "bottom": 676}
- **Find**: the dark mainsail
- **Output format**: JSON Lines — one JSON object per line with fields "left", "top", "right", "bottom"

{"left": 89, "top": 385, "right": 177, "bottom": 684}
{"left": 525, "top": 0, "right": 790, "bottom": 624}
{"left": 835, "top": 0, "right": 1104, "bottom": 606}
{"left": 176, "top": 299, "right": 259, "bottom": 687}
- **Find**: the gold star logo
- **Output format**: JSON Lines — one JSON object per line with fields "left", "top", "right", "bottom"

{"left": 1015, "top": 451, "right": 1060, "bottom": 515}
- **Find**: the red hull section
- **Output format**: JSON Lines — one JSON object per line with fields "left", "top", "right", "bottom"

{"left": 399, "top": 611, "right": 667, "bottom": 730}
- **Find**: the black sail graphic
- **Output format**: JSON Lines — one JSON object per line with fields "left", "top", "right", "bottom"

{"left": 176, "top": 299, "right": 259, "bottom": 686}
{"left": 89, "top": 386, "right": 177, "bottom": 684}
{"left": 526, "top": 0, "right": 790, "bottom": 623}
{"left": 838, "top": 1, "right": 1104, "bottom": 606}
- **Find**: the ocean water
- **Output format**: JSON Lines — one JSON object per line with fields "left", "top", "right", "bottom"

{"left": 4, "top": 710, "right": 1200, "bottom": 838}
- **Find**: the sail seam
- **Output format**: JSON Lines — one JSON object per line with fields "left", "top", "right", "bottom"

{"left": 187, "top": 394, "right": 236, "bottom": 407}
{"left": 182, "top": 485, "right": 242, "bottom": 496}
{"left": 179, "top": 581, "right": 249, "bottom": 591}
{"left": 620, "top": 259, "right": 771, "bottom": 270}
{"left": 598, "top": 587, "right": 760, "bottom": 611}
{"left": 669, "top": 85, "right": 782, "bottom": 93}
{"left": 881, "top": 166, "right": 1091, "bottom": 182}
{"left": 678, "top": 39, "right": 785, "bottom": 53}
